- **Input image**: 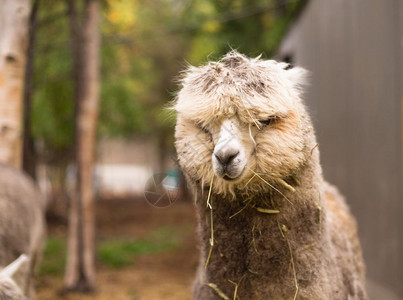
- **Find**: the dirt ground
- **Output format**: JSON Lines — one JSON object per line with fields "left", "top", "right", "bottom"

{"left": 36, "top": 198, "right": 199, "bottom": 300}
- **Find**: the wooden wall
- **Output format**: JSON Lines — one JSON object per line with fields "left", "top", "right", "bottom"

{"left": 279, "top": 0, "right": 403, "bottom": 298}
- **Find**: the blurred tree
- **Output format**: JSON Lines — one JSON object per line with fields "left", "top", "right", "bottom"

{"left": 23, "top": 0, "right": 39, "bottom": 179}
{"left": 64, "top": 0, "right": 100, "bottom": 292}
{"left": 28, "top": 0, "right": 306, "bottom": 200}
{"left": 31, "top": 1, "right": 74, "bottom": 212}
{"left": 100, "top": 0, "right": 192, "bottom": 172}
{"left": 32, "top": 1, "right": 73, "bottom": 158}
{"left": 185, "top": 0, "right": 307, "bottom": 62}
{"left": 0, "top": 0, "right": 31, "bottom": 167}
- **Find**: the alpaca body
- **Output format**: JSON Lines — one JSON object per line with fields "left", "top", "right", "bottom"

{"left": 0, "top": 164, "right": 46, "bottom": 298}
{"left": 174, "top": 51, "right": 367, "bottom": 299}
{"left": 193, "top": 154, "right": 366, "bottom": 299}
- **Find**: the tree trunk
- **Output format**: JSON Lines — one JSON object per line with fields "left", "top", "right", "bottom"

{"left": 0, "top": 0, "right": 31, "bottom": 167}
{"left": 64, "top": 0, "right": 81, "bottom": 291}
{"left": 276, "top": 0, "right": 287, "bottom": 16}
{"left": 22, "top": 0, "right": 39, "bottom": 179}
{"left": 64, "top": 0, "right": 100, "bottom": 292}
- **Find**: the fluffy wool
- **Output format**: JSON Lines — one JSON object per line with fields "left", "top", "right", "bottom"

{"left": 0, "top": 164, "right": 45, "bottom": 299}
{"left": 0, "top": 280, "right": 27, "bottom": 300}
{"left": 174, "top": 51, "right": 367, "bottom": 299}
{"left": 0, "top": 255, "right": 29, "bottom": 300}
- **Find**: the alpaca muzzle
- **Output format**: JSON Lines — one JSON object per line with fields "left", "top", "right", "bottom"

{"left": 212, "top": 124, "right": 246, "bottom": 181}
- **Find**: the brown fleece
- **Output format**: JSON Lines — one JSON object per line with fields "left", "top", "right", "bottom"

{"left": 192, "top": 153, "right": 367, "bottom": 299}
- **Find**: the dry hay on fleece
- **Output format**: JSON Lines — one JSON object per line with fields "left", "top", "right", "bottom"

{"left": 174, "top": 51, "right": 368, "bottom": 299}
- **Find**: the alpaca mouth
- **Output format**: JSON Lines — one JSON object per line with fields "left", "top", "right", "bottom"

{"left": 221, "top": 167, "right": 245, "bottom": 182}
{"left": 223, "top": 175, "right": 237, "bottom": 181}
{"left": 212, "top": 151, "right": 246, "bottom": 182}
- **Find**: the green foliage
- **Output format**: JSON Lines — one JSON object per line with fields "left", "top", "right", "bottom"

{"left": 97, "top": 227, "right": 181, "bottom": 268}
{"left": 99, "top": 79, "right": 146, "bottom": 136}
{"left": 33, "top": 2, "right": 73, "bottom": 155}
{"left": 184, "top": 0, "right": 306, "bottom": 63}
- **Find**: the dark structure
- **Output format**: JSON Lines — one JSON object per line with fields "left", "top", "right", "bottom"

{"left": 278, "top": 0, "right": 403, "bottom": 298}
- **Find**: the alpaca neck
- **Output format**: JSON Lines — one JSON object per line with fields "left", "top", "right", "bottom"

{"left": 194, "top": 154, "right": 327, "bottom": 298}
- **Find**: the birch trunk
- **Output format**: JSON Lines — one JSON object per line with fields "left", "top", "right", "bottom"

{"left": 0, "top": 0, "right": 30, "bottom": 167}
{"left": 64, "top": 0, "right": 100, "bottom": 292}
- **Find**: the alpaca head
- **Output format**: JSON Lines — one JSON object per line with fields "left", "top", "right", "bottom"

{"left": 174, "top": 51, "right": 315, "bottom": 195}
{"left": 0, "top": 255, "right": 29, "bottom": 300}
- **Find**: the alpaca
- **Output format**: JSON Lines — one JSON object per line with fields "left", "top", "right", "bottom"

{"left": 0, "top": 164, "right": 45, "bottom": 299}
{"left": 174, "top": 51, "right": 367, "bottom": 299}
{"left": 0, "top": 255, "right": 29, "bottom": 300}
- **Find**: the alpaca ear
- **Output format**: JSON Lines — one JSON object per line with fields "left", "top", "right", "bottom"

{"left": 0, "top": 255, "right": 29, "bottom": 280}
{"left": 285, "top": 66, "right": 309, "bottom": 88}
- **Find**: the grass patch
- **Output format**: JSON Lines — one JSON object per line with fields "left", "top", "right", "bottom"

{"left": 39, "top": 237, "right": 66, "bottom": 276}
{"left": 97, "top": 227, "right": 182, "bottom": 268}
{"left": 38, "top": 227, "right": 182, "bottom": 276}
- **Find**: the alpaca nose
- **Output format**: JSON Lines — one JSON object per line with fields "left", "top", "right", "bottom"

{"left": 214, "top": 148, "right": 240, "bottom": 167}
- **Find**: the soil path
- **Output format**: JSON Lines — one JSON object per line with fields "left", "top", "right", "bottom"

{"left": 37, "top": 199, "right": 199, "bottom": 300}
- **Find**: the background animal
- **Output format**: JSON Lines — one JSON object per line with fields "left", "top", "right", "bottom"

{"left": 174, "top": 51, "right": 367, "bottom": 299}
{"left": 0, "top": 164, "right": 45, "bottom": 299}
{"left": 0, "top": 254, "right": 29, "bottom": 300}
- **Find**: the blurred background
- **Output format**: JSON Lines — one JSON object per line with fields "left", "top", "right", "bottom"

{"left": 0, "top": 0, "right": 401, "bottom": 299}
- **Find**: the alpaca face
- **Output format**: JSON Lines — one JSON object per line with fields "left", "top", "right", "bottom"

{"left": 175, "top": 51, "right": 314, "bottom": 195}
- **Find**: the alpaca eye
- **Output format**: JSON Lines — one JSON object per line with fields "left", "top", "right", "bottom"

{"left": 197, "top": 123, "right": 211, "bottom": 135}
{"left": 201, "top": 126, "right": 210, "bottom": 135}
{"left": 259, "top": 116, "right": 276, "bottom": 126}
